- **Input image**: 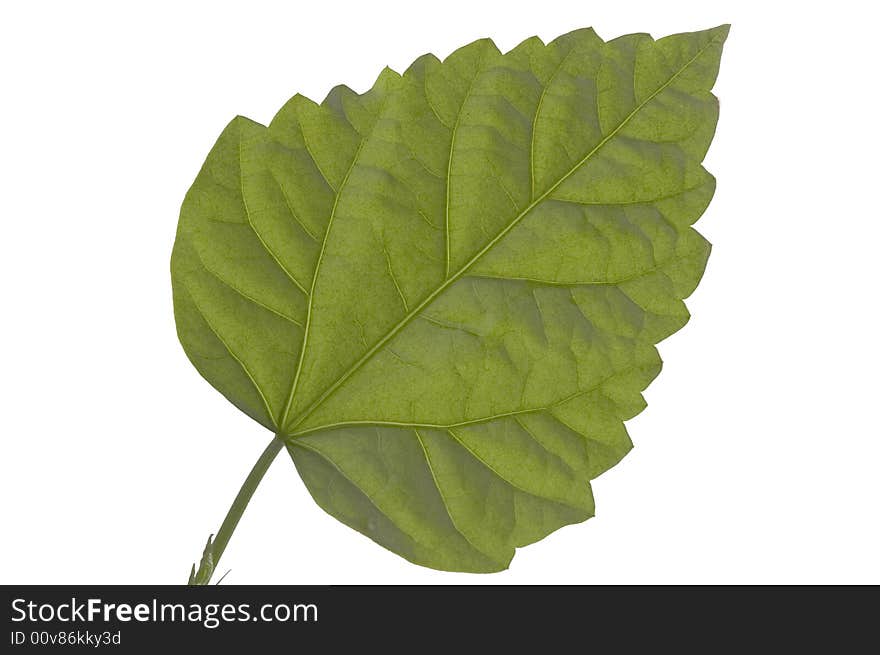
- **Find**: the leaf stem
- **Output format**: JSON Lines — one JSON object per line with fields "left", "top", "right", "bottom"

{"left": 195, "top": 435, "right": 284, "bottom": 582}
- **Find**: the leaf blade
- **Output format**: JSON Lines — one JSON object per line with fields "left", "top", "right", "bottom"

{"left": 172, "top": 25, "right": 729, "bottom": 572}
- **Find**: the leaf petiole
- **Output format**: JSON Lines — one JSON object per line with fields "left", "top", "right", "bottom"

{"left": 188, "top": 435, "right": 284, "bottom": 585}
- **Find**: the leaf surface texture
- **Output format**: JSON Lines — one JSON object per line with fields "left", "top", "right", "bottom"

{"left": 172, "top": 25, "right": 728, "bottom": 571}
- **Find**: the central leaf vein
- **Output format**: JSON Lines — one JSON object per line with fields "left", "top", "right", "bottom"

{"left": 284, "top": 35, "right": 722, "bottom": 436}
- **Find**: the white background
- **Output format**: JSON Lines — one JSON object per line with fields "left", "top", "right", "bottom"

{"left": 2, "top": 1, "right": 878, "bottom": 585}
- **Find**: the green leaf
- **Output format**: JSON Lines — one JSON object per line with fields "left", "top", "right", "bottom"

{"left": 171, "top": 25, "right": 728, "bottom": 573}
